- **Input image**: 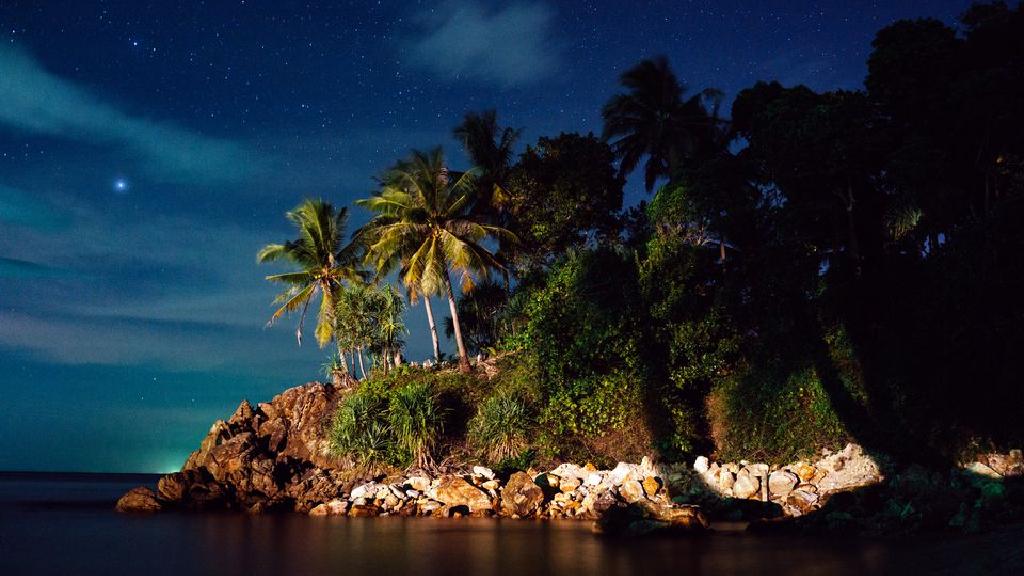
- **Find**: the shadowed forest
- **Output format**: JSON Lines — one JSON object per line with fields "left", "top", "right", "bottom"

{"left": 260, "top": 2, "right": 1024, "bottom": 471}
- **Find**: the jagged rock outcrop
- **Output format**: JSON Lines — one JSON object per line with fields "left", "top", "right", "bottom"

{"left": 116, "top": 487, "right": 163, "bottom": 513}
{"left": 125, "top": 382, "right": 351, "bottom": 513}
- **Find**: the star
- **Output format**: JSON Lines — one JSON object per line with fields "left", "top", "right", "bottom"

{"left": 113, "top": 178, "right": 129, "bottom": 193}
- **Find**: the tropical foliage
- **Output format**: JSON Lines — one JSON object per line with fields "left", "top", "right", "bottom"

{"left": 275, "top": 2, "right": 1024, "bottom": 469}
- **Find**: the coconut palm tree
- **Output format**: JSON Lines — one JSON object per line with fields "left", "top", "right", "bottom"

{"left": 602, "top": 56, "right": 718, "bottom": 192}
{"left": 453, "top": 109, "right": 521, "bottom": 210}
{"left": 356, "top": 147, "right": 515, "bottom": 373}
{"left": 257, "top": 199, "right": 363, "bottom": 348}
{"left": 453, "top": 109, "right": 521, "bottom": 289}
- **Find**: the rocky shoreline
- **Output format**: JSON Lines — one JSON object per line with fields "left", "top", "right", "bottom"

{"left": 117, "top": 381, "right": 1024, "bottom": 536}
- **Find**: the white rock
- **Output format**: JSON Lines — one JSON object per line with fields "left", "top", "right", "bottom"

{"left": 473, "top": 466, "right": 495, "bottom": 480}
{"left": 350, "top": 482, "right": 378, "bottom": 500}
{"left": 768, "top": 470, "right": 799, "bottom": 499}
{"left": 619, "top": 480, "right": 644, "bottom": 503}
{"left": 550, "top": 463, "right": 587, "bottom": 480}
{"left": 609, "top": 462, "right": 635, "bottom": 485}
{"left": 733, "top": 468, "right": 760, "bottom": 499}
{"left": 585, "top": 472, "right": 604, "bottom": 486}
{"left": 693, "top": 456, "right": 710, "bottom": 474}
{"left": 406, "top": 476, "right": 430, "bottom": 492}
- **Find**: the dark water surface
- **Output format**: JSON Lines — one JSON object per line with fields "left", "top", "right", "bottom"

{"left": 1, "top": 473, "right": 1020, "bottom": 576}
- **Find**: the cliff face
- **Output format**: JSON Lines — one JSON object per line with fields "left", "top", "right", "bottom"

{"left": 154, "top": 381, "right": 355, "bottom": 513}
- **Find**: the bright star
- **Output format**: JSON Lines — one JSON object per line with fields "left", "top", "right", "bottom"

{"left": 113, "top": 178, "right": 129, "bottom": 193}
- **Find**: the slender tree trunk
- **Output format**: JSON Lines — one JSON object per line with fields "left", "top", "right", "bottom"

{"left": 382, "top": 346, "right": 390, "bottom": 375}
{"left": 719, "top": 240, "right": 726, "bottom": 263}
{"left": 424, "top": 297, "right": 441, "bottom": 363}
{"left": 357, "top": 347, "right": 366, "bottom": 380}
{"left": 336, "top": 342, "right": 349, "bottom": 375}
{"left": 443, "top": 267, "right": 472, "bottom": 373}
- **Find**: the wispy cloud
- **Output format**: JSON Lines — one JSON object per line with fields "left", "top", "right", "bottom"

{"left": 0, "top": 46, "right": 262, "bottom": 184}
{"left": 407, "top": 1, "right": 560, "bottom": 87}
{"left": 0, "top": 184, "right": 69, "bottom": 230}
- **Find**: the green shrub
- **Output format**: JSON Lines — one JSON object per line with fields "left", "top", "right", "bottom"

{"left": 707, "top": 363, "right": 848, "bottom": 462}
{"left": 388, "top": 381, "right": 444, "bottom": 468}
{"left": 329, "top": 381, "right": 395, "bottom": 469}
{"left": 468, "top": 391, "right": 532, "bottom": 464}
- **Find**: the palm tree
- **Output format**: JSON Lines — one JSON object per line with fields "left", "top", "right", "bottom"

{"left": 453, "top": 109, "right": 521, "bottom": 210}
{"left": 257, "top": 199, "right": 363, "bottom": 348}
{"left": 453, "top": 109, "right": 522, "bottom": 290}
{"left": 602, "top": 56, "right": 718, "bottom": 192}
{"left": 357, "top": 147, "right": 515, "bottom": 373}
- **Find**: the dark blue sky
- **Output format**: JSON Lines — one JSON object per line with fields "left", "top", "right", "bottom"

{"left": 0, "top": 0, "right": 969, "bottom": 472}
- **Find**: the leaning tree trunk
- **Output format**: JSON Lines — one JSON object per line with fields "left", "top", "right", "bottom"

{"left": 357, "top": 347, "right": 366, "bottom": 380}
{"left": 335, "top": 342, "right": 350, "bottom": 376}
{"left": 424, "top": 297, "right": 441, "bottom": 363}
{"left": 443, "top": 267, "right": 472, "bottom": 373}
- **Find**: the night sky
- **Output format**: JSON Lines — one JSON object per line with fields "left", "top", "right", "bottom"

{"left": 0, "top": 0, "right": 969, "bottom": 472}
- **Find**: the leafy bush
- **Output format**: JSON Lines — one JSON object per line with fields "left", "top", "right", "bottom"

{"left": 503, "top": 249, "right": 651, "bottom": 455}
{"left": 707, "top": 363, "right": 848, "bottom": 463}
{"left": 388, "top": 381, "right": 444, "bottom": 468}
{"left": 329, "top": 381, "right": 394, "bottom": 469}
{"left": 468, "top": 391, "right": 532, "bottom": 464}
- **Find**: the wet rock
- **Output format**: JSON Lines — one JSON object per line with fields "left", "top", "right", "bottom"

{"left": 116, "top": 487, "right": 162, "bottom": 513}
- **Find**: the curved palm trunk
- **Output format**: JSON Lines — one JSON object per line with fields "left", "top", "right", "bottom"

{"left": 443, "top": 268, "right": 472, "bottom": 373}
{"left": 423, "top": 297, "right": 441, "bottom": 363}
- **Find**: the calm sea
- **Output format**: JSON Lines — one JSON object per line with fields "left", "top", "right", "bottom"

{"left": 0, "top": 472, "right": 1019, "bottom": 575}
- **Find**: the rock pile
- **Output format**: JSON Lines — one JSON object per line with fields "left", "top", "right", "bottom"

{"left": 300, "top": 458, "right": 707, "bottom": 536}
{"left": 667, "top": 443, "right": 885, "bottom": 518}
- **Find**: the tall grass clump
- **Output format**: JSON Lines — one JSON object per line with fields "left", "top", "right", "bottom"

{"left": 330, "top": 382, "right": 393, "bottom": 469}
{"left": 468, "top": 391, "right": 532, "bottom": 464}
{"left": 388, "top": 381, "right": 444, "bottom": 468}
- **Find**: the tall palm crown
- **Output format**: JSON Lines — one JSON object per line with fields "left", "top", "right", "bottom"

{"left": 356, "top": 147, "right": 515, "bottom": 371}
{"left": 453, "top": 109, "right": 522, "bottom": 209}
{"left": 602, "top": 56, "right": 718, "bottom": 192}
{"left": 257, "top": 199, "right": 363, "bottom": 347}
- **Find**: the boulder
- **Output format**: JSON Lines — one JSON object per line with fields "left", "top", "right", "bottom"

{"left": 642, "top": 476, "right": 662, "bottom": 498}
{"left": 785, "top": 489, "right": 819, "bottom": 516}
{"left": 693, "top": 456, "right": 710, "bottom": 474}
{"left": 732, "top": 468, "right": 760, "bottom": 499}
{"left": 405, "top": 476, "right": 431, "bottom": 492}
{"left": 618, "top": 480, "right": 645, "bottom": 504}
{"left": 433, "top": 476, "right": 492, "bottom": 513}
{"left": 768, "top": 470, "right": 799, "bottom": 499}
{"left": 593, "top": 498, "right": 708, "bottom": 536}
{"left": 718, "top": 470, "right": 736, "bottom": 493}
{"left": 472, "top": 466, "right": 495, "bottom": 480}
{"left": 309, "top": 499, "right": 349, "bottom": 516}
{"left": 500, "top": 472, "right": 545, "bottom": 518}
{"left": 116, "top": 487, "right": 162, "bottom": 513}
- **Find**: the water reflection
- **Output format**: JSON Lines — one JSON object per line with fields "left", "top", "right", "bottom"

{"left": 1, "top": 476, "right": 1019, "bottom": 576}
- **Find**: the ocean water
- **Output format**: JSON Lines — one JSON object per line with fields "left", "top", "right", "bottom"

{"left": 0, "top": 472, "right": 1019, "bottom": 576}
